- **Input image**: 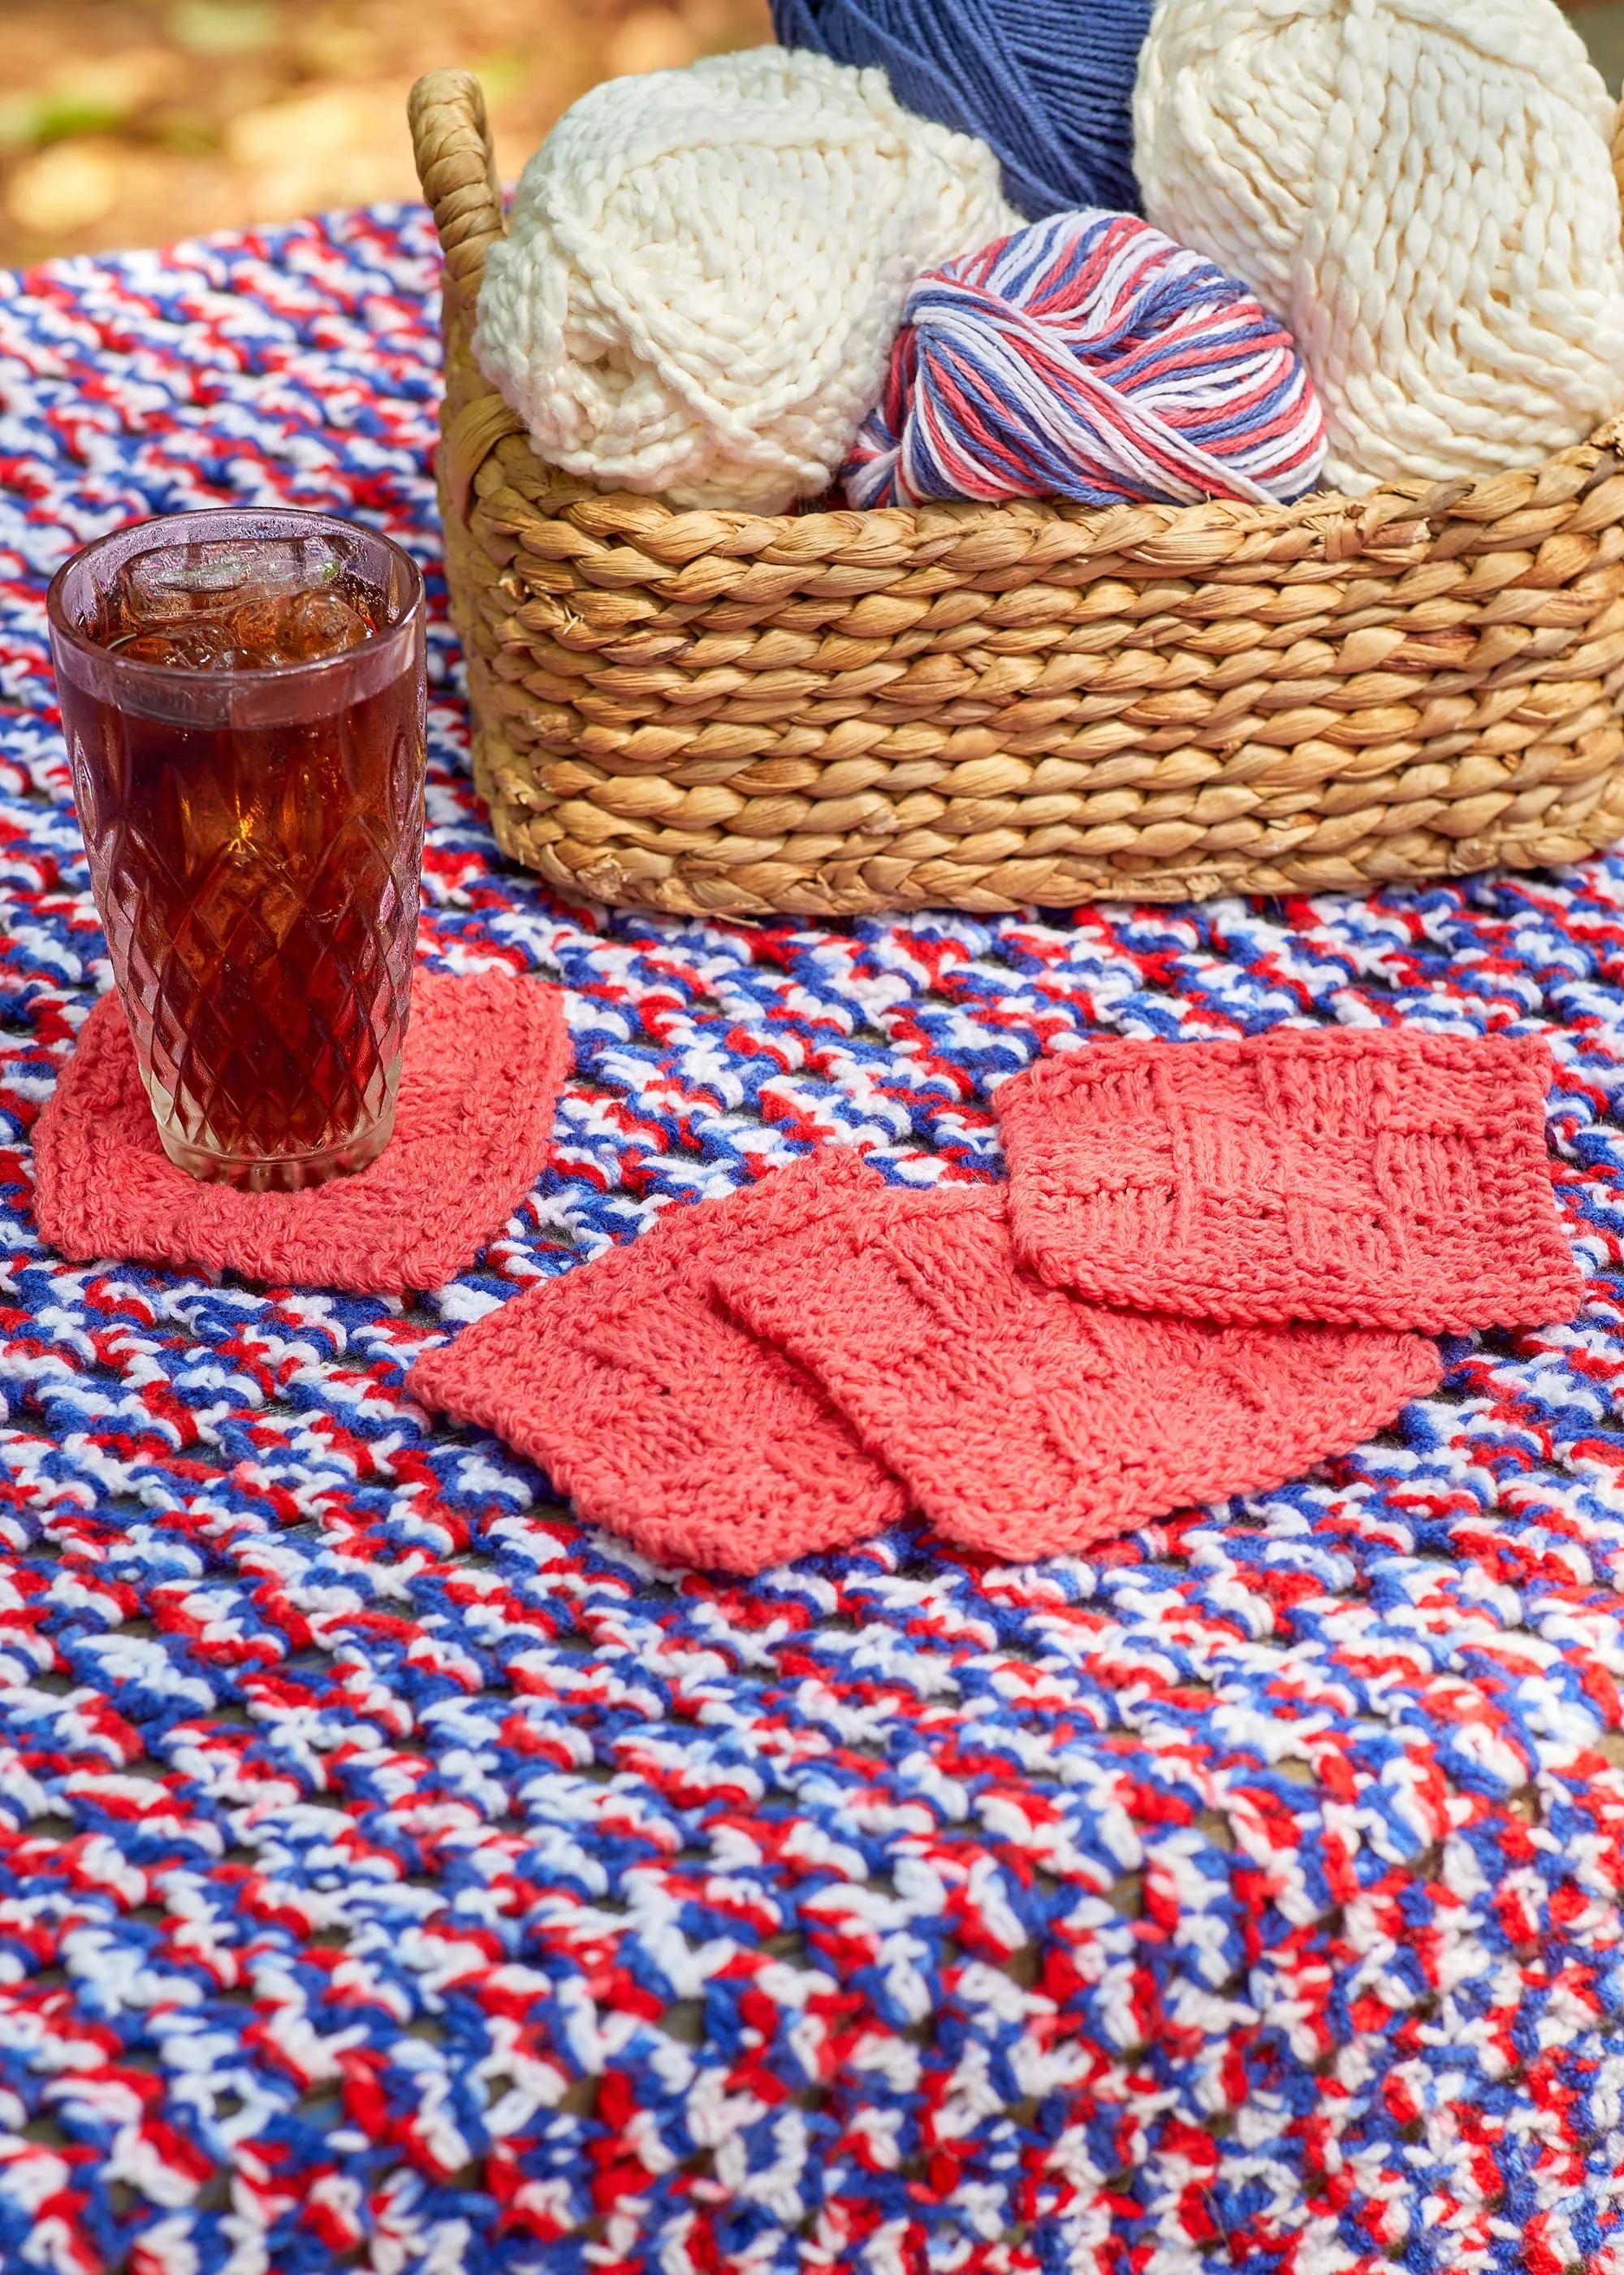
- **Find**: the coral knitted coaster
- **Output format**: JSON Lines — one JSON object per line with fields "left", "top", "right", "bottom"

{"left": 32, "top": 970, "right": 571, "bottom": 1295}
{"left": 406, "top": 1153, "right": 908, "bottom": 1576}
{"left": 995, "top": 1029, "right": 1583, "bottom": 1333}
{"left": 714, "top": 1169, "right": 1443, "bottom": 1560}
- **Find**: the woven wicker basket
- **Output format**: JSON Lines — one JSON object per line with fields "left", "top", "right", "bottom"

{"left": 408, "top": 67, "right": 1624, "bottom": 919}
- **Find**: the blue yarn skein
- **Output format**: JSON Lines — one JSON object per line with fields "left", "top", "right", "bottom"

{"left": 769, "top": 0, "right": 1152, "bottom": 219}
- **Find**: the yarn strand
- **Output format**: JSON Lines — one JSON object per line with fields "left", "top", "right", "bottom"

{"left": 771, "top": 0, "right": 1153, "bottom": 219}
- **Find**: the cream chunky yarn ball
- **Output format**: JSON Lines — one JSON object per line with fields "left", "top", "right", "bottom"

{"left": 473, "top": 47, "right": 1020, "bottom": 513}
{"left": 1134, "top": 0, "right": 1624, "bottom": 495}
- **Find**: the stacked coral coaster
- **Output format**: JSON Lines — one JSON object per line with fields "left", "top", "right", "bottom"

{"left": 409, "top": 1028, "right": 1583, "bottom": 1574}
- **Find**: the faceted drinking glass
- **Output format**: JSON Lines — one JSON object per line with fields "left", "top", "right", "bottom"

{"left": 47, "top": 508, "right": 427, "bottom": 1192}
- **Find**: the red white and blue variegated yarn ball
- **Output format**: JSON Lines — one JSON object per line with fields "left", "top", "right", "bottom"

{"left": 844, "top": 207, "right": 1329, "bottom": 510}
{"left": 3, "top": 206, "right": 1624, "bottom": 2275}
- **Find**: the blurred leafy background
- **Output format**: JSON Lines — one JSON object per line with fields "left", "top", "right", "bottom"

{"left": 1579, "top": 0, "right": 1624, "bottom": 93}
{"left": 0, "top": 0, "right": 1613, "bottom": 266}
{"left": 0, "top": 0, "right": 772, "bottom": 264}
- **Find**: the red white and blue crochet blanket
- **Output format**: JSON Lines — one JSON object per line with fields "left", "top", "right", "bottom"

{"left": 2, "top": 206, "right": 1624, "bottom": 2275}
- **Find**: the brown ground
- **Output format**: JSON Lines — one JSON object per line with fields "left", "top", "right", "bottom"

{"left": 0, "top": 0, "right": 773, "bottom": 268}
{"left": 0, "top": 0, "right": 1614, "bottom": 270}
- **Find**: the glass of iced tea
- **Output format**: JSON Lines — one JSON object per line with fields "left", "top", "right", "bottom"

{"left": 47, "top": 508, "right": 427, "bottom": 1192}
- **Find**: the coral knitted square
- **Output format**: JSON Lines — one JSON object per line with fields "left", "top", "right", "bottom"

{"left": 32, "top": 970, "right": 571, "bottom": 1296}
{"left": 995, "top": 1030, "right": 1583, "bottom": 1333}
{"left": 406, "top": 1152, "right": 908, "bottom": 1576}
{"left": 714, "top": 1174, "right": 1442, "bottom": 1561}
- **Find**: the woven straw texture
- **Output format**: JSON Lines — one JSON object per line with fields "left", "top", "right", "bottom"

{"left": 412, "top": 67, "right": 1624, "bottom": 918}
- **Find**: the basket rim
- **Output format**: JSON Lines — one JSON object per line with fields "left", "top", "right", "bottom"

{"left": 407, "top": 65, "right": 1624, "bottom": 556}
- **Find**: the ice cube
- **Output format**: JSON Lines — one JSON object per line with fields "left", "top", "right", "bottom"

{"left": 118, "top": 535, "right": 347, "bottom": 625}
{"left": 101, "top": 534, "right": 372, "bottom": 667}
{"left": 227, "top": 589, "right": 370, "bottom": 666}
{"left": 283, "top": 590, "right": 370, "bottom": 661}
{"left": 119, "top": 542, "right": 251, "bottom": 621}
{"left": 110, "top": 621, "right": 244, "bottom": 671}
{"left": 227, "top": 598, "right": 292, "bottom": 665}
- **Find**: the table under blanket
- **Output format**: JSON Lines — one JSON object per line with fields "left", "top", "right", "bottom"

{"left": 2, "top": 205, "right": 1624, "bottom": 2275}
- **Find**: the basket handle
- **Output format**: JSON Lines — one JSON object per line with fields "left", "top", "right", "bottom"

{"left": 409, "top": 70, "right": 505, "bottom": 328}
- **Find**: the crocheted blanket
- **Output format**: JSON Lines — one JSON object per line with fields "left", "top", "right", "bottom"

{"left": 1, "top": 206, "right": 1622, "bottom": 2275}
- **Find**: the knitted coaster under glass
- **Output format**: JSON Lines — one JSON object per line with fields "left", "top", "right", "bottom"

{"left": 32, "top": 970, "right": 571, "bottom": 1295}
{"left": 714, "top": 1165, "right": 1441, "bottom": 1561}
{"left": 995, "top": 1029, "right": 1583, "bottom": 1333}
{"left": 406, "top": 1153, "right": 908, "bottom": 1575}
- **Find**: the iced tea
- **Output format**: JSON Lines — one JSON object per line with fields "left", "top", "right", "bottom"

{"left": 48, "top": 510, "right": 427, "bottom": 1191}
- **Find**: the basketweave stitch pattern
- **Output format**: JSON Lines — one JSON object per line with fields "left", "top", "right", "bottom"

{"left": 713, "top": 1168, "right": 1442, "bottom": 1559}
{"left": 408, "top": 1150, "right": 906, "bottom": 1572}
{"left": 2, "top": 205, "right": 1624, "bottom": 2275}
{"left": 996, "top": 1027, "right": 1585, "bottom": 1332}
{"left": 32, "top": 970, "right": 571, "bottom": 1295}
